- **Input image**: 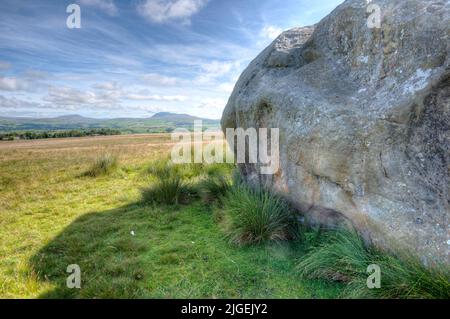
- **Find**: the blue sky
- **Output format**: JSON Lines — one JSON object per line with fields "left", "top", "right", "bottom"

{"left": 0, "top": 0, "right": 343, "bottom": 119}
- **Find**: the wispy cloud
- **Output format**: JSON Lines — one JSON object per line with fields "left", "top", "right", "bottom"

{"left": 0, "top": 95, "right": 44, "bottom": 109}
{"left": 93, "top": 81, "right": 120, "bottom": 91}
{"left": 78, "top": 0, "right": 118, "bottom": 16}
{"left": 0, "top": 77, "right": 28, "bottom": 91}
{"left": 0, "top": 0, "right": 344, "bottom": 119}
{"left": 137, "top": 0, "right": 209, "bottom": 24}
{"left": 195, "top": 60, "right": 239, "bottom": 84}
{"left": 0, "top": 71, "right": 51, "bottom": 92}
{"left": 141, "top": 73, "right": 179, "bottom": 87}
{"left": 44, "top": 86, "right": 120, "bottom": 107}
{"left": 260, "top": 25, "right": 283, "bottom": 39}
{"left": 126, "top": 93, "right": 188, "bottom": 102}
{"left": 106, "top": 55, "right": 141, "bottom": 67}
{"left": 217, "top": 81, "right": 236, "bottom": 94}
{"left": 197, "top": 97, "right": 226, "bottom": 110}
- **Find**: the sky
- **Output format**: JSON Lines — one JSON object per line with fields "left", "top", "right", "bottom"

{"left": 0, "top": 0, "right": 343, "bottom": 119}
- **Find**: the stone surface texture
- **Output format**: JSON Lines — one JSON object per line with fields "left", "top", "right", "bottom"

{"left": 221, "top": 0, "right": 450, "bottom": 265}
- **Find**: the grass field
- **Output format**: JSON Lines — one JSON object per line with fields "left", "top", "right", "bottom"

{"left": 0, "top": 134, "right": 343, "bottom": 299}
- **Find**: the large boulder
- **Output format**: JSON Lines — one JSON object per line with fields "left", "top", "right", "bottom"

{"left": 222, "top": 0, "right": 449, "bottom": 265}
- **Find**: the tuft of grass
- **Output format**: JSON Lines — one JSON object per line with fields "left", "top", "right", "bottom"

{"left": 84, "top": 153, "right": 118, "bottom": 177}
{"left": 297, "top": 230, "right": 450, "bottom": 299}
{"left": 141, "top": 175, "right": 194, "bottom": 205}
{"left": 179, "top": 163, "right": 206, "bottom": 179}
{"left": 205, "top": 163, "right": 235, "bottom": 177}
{"left": 198, "top": 175, "right": 231, "bottom": 204}
{"left": 145, "top": 160, "right": 235, "bottom": 205}
{"left": 146, "top": 159, "right": 203, "bottom": 180}
{"left": 222, "top": 184, "right": 299, "bottom": 246}
{"left": 231, "top": 167, "right": 244, "bottom": 186}
{"left": 142, "top": 159, "right": 196, "bottom": 205}
{"left": 146, "top": 158, "right": 173, "bottom": 179}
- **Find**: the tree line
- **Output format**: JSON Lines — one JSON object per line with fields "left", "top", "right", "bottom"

{"left": 0, "top": 128, "right": 122, "bottom": 141}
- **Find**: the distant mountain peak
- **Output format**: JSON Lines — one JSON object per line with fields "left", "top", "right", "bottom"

{"left": 150, "top": 112, "right": 200, "bottom": 120}
{"left": 151, "top": 112, "right": 173, "bottom": 117}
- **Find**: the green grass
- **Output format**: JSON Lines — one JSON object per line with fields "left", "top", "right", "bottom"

{"left": 27, "top": 202, "right": 343, "bottom": 298}
{"left": 142, "top": 159, "right": 234, "bottom": 206}
{"left": 2, "top": 135, "right": 447, "bottom": 299}
{"left": 83, "top": 153, "right": 118, "bottom": 177}
{"left": 0, "top": 136, "right": 343, "bottom": 298}
{"left": 198, "top": 175, "right": 231, "bottom": 204}
{"left": 222, "top": 184, "right": 300, "bottom": 246}
{"left": 141, "top": 175, "right": 194, "bottom": 205}
{"left": 142, "top": 159, "right": 197, "bottom": 205}
{"left": 297, "top": 230, "right": 450, "bottom": 299}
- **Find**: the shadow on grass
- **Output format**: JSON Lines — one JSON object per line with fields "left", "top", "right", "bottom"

{"left": 29, "top": 202, "right": 156, "bottom": 299}
{"left": 29, "top": 200, "right": 345, "bottom": 299}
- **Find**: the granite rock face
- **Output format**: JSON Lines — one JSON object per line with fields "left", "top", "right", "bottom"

{"left": 221, "top": 0, "right": 449, "bottom": 265}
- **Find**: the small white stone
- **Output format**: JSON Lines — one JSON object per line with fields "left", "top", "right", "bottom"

{"left": 131, "top": 231, "right": 136, "bottom": 236}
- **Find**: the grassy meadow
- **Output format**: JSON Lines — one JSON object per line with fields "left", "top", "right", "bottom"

{"left": 1, "top": 134, "right": 448, "bottom": 299}
{"left": 0, "top": 134, "right": 343, "bottom": 298}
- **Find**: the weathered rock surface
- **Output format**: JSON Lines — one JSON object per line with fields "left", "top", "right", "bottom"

{"left": 222, "top": 0, "right": 450, "bottom": 265}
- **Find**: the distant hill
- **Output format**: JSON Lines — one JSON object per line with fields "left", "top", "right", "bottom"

{"left": 150, "top": 112, "right": 218, "bottom": 125}
{"left": 0, "top": 112, "right": 220, "bottom": 134}
{"left": 151, "top": 112, "right": 200, "bottom": 120}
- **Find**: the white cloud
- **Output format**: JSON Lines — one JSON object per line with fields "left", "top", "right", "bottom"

{"left": 217, "top": 82, "right": 235, "bottom": 94}
{"left": 45, "top": 86, "right": 120, "bottom": 107}
{"left": 140, "top": 61, "right": 240, "bottom": 89}
{"left": 195, "top": 60, "right": 239, "bottom": 84}
{"left": 261, "top": 25, "right": 283, "bottom": 39}
{"left": 192, "top": 97, "right": 227, "bottom": 119}
{"left": 41, "top": 82, "right": 187, "bottom": 111}
{"left": 0, "top": 70, "right": 51, "bottom": 92}
{"left": 197, "top": 97, "right": 226, "bottom": 109}
{"left": 137, "top": 0, "right": 208, "bottom": 24}
{"left": 126, "top": 93, "right": 187, "bottom": 102}
{"left": 201, "top": 61, "right": 233, "bottom": 75}
{"left": 93, "top": 81, "right": 120, "bottom": 91}
{"left": 122, "top": 105, "right": 165, "bottom": 113}
{"left": 0, "top": 95, "right": 43, "bottom": 109}
{"left": 78, "top": 0, "right": 118, "bottom": 16}
{"left": 141, "top": 73, "right": 179, "bottom": 86}
{"left": 0, "top": 77, "right": 28, "bottom": 91}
